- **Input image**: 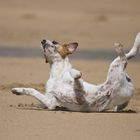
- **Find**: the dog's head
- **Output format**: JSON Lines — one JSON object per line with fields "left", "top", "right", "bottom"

{"left": 41, "top": 39, "right": 78, "bottom": 63}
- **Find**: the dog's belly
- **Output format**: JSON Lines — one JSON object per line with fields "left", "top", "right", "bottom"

{"left": 54, "top": 87, "right": 111, "bottom": 112}
{"left": 48, "top": 78, "right": 134, "bottom": 112}
{"left": 53, "top": 83, "right": 107, "bottom": 111}
{"left": 52, "top": 82, "right": 93, "bottom": 111}
{"left": 54, "top": 83, "right": 80, "bottom": 103}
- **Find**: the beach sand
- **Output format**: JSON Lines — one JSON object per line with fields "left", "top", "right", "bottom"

{"left": 0, "top": 58, "right": 140, "bottom": 140}
{"left": 0, "top": 0, "right": 140, "bottom": 140}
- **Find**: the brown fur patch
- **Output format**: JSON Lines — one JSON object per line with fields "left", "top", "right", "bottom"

{"left": 57, "top": 44, "right": 69, "bottom": 58}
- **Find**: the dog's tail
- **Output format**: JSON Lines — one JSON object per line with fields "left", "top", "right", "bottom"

{"left": 126, "top": 32, "right": 140, "bottom": 60}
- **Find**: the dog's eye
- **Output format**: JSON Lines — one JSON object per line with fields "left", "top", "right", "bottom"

{"left": 50, "top": 45, "right": 54, "bottom": 48}
{"left": 52, "top": 40, "right": 59, "bottom": 45}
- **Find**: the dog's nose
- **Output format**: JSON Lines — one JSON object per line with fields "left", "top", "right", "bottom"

{"left": 41, "top": 39, "right": 46, "bottom": 45}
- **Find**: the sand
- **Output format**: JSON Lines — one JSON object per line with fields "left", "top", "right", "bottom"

{"left": 0, "top": 0, "right": 140, "bottom": 140}
{"left": 0, "top": 58, "right": 140, "bottom": 140}
{"left": 0, "top": 0, "right": 140, "bottom": 49}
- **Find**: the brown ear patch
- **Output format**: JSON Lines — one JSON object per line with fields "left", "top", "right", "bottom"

{"left": 57, "top": 44, "right": 70, "bottom": 58}
{"left": 57, "top": 42, "right": 78, "bottom": 58}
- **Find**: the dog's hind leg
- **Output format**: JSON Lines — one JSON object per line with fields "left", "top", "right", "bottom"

{"left": 114, "top": 101, "right": 129, "bottom": 112}
{"left": 106, "top": 43, "right": 127, "bottom": 81}
{"left": 11, "top": 88, "right": 58, "bottom": 110}
{"left": 115, "top": 43, "right": 127, "bottom": 70}
{"left": 126, "top": 32, "right": 140, "bottom": 60}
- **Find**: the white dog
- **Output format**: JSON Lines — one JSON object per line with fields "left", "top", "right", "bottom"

{"left": 12, "top": 33, "right": 140, "bottom": 112}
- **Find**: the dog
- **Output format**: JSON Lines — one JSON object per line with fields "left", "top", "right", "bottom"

{"left": 12, "top": 33, "right": 140, "bottom": 112}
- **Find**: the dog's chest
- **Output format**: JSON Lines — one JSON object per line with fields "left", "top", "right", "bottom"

{"left": 47, "top": 78, "right": 75, "bottom": 94}
{"left": 46, "top": 78, "right": 85, "bottom": 104}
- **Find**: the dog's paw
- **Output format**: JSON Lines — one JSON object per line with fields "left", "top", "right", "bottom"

{"left": 11, "top": 88, "right": 25, "bottom": 95}
{"left": 114, "top": 43, "right": 124, "bottom": 56}
{"left": 70, "top": 69, "right": 82, "bottom": 79}
{"left": 75, "top": 71, "right": 82, "bottom": 79}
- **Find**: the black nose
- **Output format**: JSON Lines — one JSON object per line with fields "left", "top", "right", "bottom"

{"left": 41, "top": 39, "right": 46, "bottom": 45}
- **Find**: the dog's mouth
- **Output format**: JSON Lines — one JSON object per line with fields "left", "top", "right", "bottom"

{"left": 41, "top": 40, "right": 49, "bottom": 63}
{"left": 44, "top": 54, "right": 48, "bottom": 63}
{"left": 41, "top": 44, "right": 49, "bottom": 53}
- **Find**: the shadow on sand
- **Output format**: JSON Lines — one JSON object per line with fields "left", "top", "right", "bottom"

{"left": 9, "top": 103, "right": 137, "bottom": 113}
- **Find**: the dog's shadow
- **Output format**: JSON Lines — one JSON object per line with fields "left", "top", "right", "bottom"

{"left": 10, "top": 103, "right": 137, "bottom": 113}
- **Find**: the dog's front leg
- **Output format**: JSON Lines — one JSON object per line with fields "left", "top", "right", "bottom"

{"left": 11, "top": 88, "right": 58, "bottom": 110}
{"left": 70, "top": 69, "right": 82, "bottom": 79}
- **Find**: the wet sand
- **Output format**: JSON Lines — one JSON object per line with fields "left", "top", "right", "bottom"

{"left": 0, "top": 47, "right": 140, "bottom": 61}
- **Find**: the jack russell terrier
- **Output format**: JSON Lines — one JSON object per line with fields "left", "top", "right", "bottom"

{"left": 12, "top": 33, "right": 140, "bottom": 112}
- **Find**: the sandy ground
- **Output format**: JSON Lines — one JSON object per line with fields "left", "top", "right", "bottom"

{"left": 0, "top": 0, "right": 140, "bottom": 49}
{"left": 0, "top": 58, "right": 140, "bottom": 140}
{"left": 0, "top": 0, "right": 140, "bottom": 140}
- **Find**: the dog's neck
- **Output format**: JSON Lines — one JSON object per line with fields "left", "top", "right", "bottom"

{"left": 49, "top": 57, "right": 72, "bottom": 79}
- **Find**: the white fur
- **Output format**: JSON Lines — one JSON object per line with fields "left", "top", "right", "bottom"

{"left": 12, "top": 33, "right": 140, "bottom": 112}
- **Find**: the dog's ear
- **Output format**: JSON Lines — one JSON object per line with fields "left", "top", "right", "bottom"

{"left": 66, "top": 42, "right": 78, "bottom": 54}
{"left": 58, "top": 42, "right": 78, "bottom": 58}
